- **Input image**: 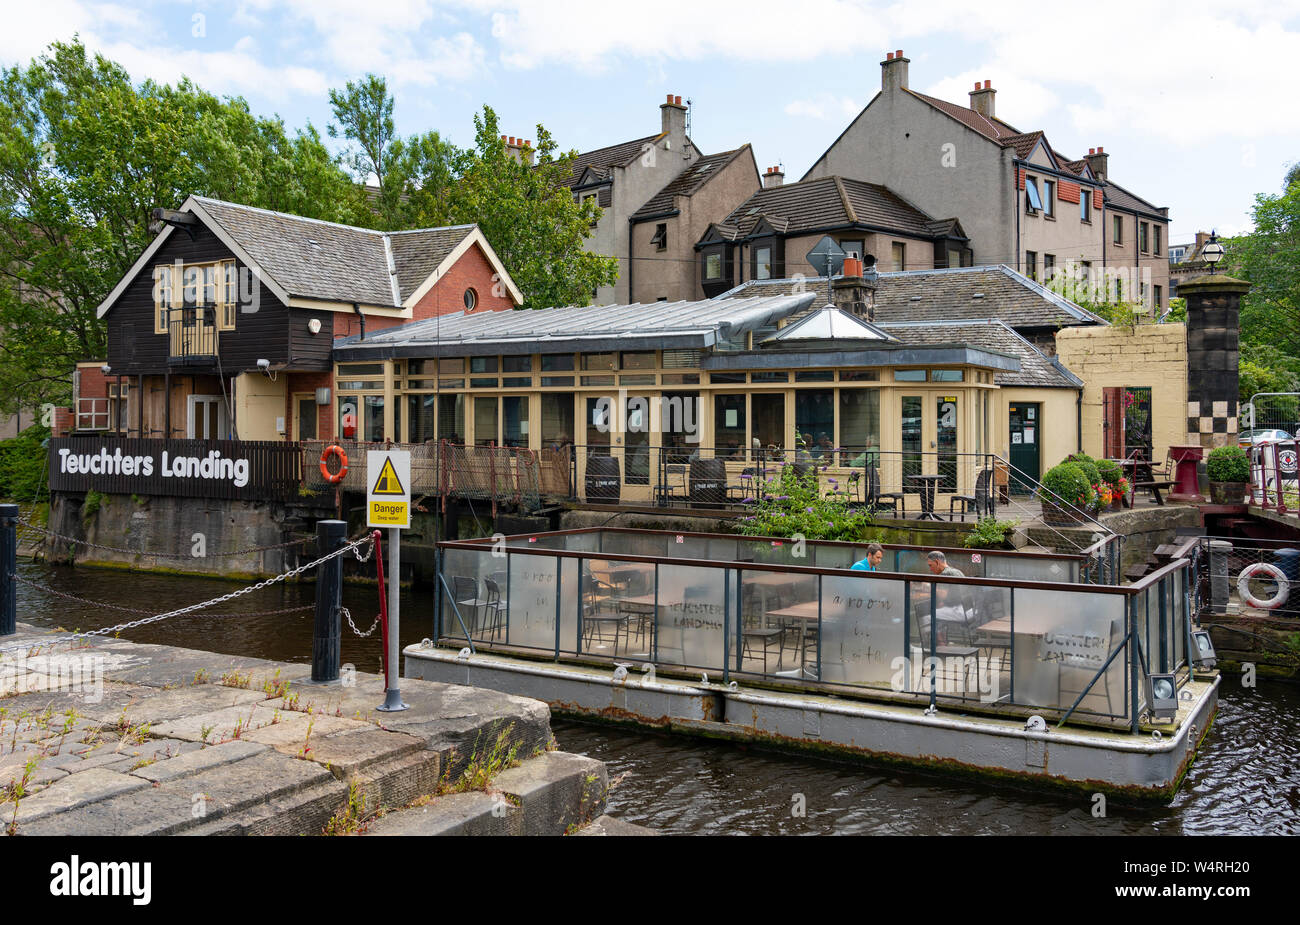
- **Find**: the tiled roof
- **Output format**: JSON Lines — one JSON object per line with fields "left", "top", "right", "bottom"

{"left": 1001, "top": 131, "right": 1045, "bottom": 160}
{"left": 718, "top": 176, "right": 940, "bottom": 240}
{"left": 719, "top": 265, "right": 1107, "bottom": 330}
{"left": 905, "top": 89, "right": 1021, "bottom": 141}
{"left": 193, "top": 197, "right": 479, "bottom": 307}
{"left": 1102, "top": 179, "right": 1166, "bottom": 217}
{"left": 878, "top": 320, "right": 1082, "bottom": 388}
{"left": 631, "top": 147, "right": 751, "bottom": 220}
{"left": 560, "top": 134, "right": 665, "bottom": 189}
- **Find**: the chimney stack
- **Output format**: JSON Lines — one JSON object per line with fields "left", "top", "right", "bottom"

{"left": 763, "top": 165, "right": 785, "bottom": 189}
{"left": 969, "top": 79, "right": 996, "bottom": 119}
{"left": 832, "top": 259, "right": 877, "bottom": 320}
{"left": 661, "top": 93, "right": 687, "bottom": 139}
{"left": 1085, "top": 145, "right": 1109, "bottom": 181}
{"left": 504, "top": 136, "right": 534, "bottom": 166}
{"left": 881, "top": 48, "right": 909, "bottom": 92}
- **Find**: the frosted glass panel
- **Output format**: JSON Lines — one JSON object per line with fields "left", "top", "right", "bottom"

{"left": 507, "top": 553, "right": 559, "bottom": 651}
{"left": 819, "top": 574, "right": 905, "bottom": 686}
{"left": 441, "top": 547, "right": 495, "bottom": 641}
{"left": 984, "top": 554, "right": 1074, "bottom": 582}
{"left": 1010, "top": 588, "right": 1126, "bottom": 715}
{"left": 655, "top": 564, "right": 728, "bottom": 669}
{"left": 560, "top": 556, "right": 579, "bottom": 654}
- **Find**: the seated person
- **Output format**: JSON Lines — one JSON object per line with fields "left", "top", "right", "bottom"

{"left": 917, "top": 550, "right": 967, "bottom": 627}
{"left": 851, "top": 542, "right": 885, "bottom": 571}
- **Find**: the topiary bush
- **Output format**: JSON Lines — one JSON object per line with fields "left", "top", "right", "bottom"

{"left": 1095, "top": 458, "right": 1124, "bottom": 488}
{"left": 1066, "top": 453, "right": 1101, "bottom": 487}
{"left": 1207, "top": 445, "right": 1249, "bottom": 483}
{"left": 1037, "top": 462, "right": 1095, "bottom": 508}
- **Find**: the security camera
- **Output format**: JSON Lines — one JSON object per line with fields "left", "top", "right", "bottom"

{"left": 257, "top": 358, "right": 270, "bottom": 369}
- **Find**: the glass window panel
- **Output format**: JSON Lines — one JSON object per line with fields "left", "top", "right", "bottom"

{"left": 507, "top": 554, "right": 560, "bottom": 651}
{"left": 901, "top": 395, "right": 922, "bottom": 482}
{"left": 839, "top": 389, "right": 879, "bottom": 457}
{"left": 818, "top": 573, "right": 906, "bottom": 687}
{"left": 503, "top": 355, "right": 531, "bottom": 372}
{"left": 839, "top": 370, "right": 880, "bottom": 381}
{"left": 470, "top": 356, "right": 498, "bottom": 374}
{"left": 363, "top": 395, "right": 384, "bottom": 442}
{"left": 582, "top": 352, "right": 615, "bottom": 371}
{"left": 619, "top": 374, "right": 655, "bottom": 385}
{"left": 502, "top": 396, "right": 529, "bottom": 447}
{"left": 620, "top": 352, "right": 656, "bottom": 370}
{"left": 540, "top": 376, "right": 574, "bottom": 387}
{"left": 437, "top": 393, "right": 464, "bottom": 442}
{"left": 795, "top": 371, "right": 834, "bottom": 382}
{"left": 715, "top": 394, "right": 746, "bottom": 457}
{"left": 408, "top": 393, "right": 437, "bottom": 443}
{"left": 704, "top": 253, "right": 722, "bottom": 279}
{"left": 337, "top": 380, "right": 384, "bottom": 391}
{"left": 541, "top": 354, "right": 575, "bottom": 371}
{"left": 338, "top": 395, "right": 359, "bottom": 440}
{"left": 931, "top": 370, "right": 964, "bottom": 382}
{"left": 660, "top": 373, "right": 700, "bottom": 385}
{"left": 1025, "top": 177, "right": 1043, "bottom": 210}
{"left": 752, "top": 371, "right": 787, "bottom": 383}
{"left": 586, "top": 397, "right": 611, "bottom": 453}
{"left": 503, "top": 377, "right": 531, "bottom": 387}
{"left": 656, "top": 564, "right": 728, "bottom": 669}
{"left": 1011, "top": 588, "right": 1126, "bottom": 715}
{"left": 473, "top": 396, "right": 498, "bottom": 445}
{"left": 541, "top": 394, "right": 575, "bottom": 447}
{"left": 795, "top": 390, "right": 834, "bottom": 460}
{"left": 751, "top": 393, "right": 785, "bottom": 450}
{"left": 755, "top": 247, "right": 772, "bottom": 280}
{"left": 895, "top": 369, "right": 926, "bottom": 382}
{"left": 338, "top": 363, "right": 385, "bottom": 376}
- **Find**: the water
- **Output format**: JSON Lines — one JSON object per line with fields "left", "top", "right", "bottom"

{"left": 13, "top": 561, "right": 1299, "bottom": 834}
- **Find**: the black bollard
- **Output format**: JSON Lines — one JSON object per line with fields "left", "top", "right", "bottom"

{"left": 0, "top": 503, "right": 16, "bottom": 636}
{"left": 312, "top": 519, "right": 346, "bottom": 682}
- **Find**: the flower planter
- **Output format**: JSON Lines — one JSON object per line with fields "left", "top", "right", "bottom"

{"left": 1209, "top": 481, "right": 1247, "bottom": 505}
{"left": 1040, "top": 500, "right": 1089, "bottom": 526}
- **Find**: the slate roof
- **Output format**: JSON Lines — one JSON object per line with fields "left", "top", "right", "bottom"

{"left": 719, "top": 265, "right": 1107, "bottom": 330}
{"left": 631, "top": 147, "right": 751, "bottom": 221}
{"left": 1101, "top": 179, "right": 1167, "bottom": 218}
{"left": 878, "top": 320, "right": 1083, "bottom": 388}
{"left": 715, "top": 176, "right": 947, "bottom": 241}
{"left": 192, "top": 197, "right": 478, "bottom": 307}
{"left": 560, "top": 134, "right": 664, "bottom": 189}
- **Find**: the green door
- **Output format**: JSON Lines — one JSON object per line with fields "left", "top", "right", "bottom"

{"left": 1008, "top": 402, "right": 1041, "bottom": 494}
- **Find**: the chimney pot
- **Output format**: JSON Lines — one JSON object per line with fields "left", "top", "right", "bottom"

{"left": 667, "top": 93, "right": 674, "bottom": 103}
{"left": 974, "top": 81, "right": 981, "bottom": 90}
{"left": 1088, "top": 147, "right": 1095, "bottom": 155}
{"left": 887, "top": 52, "right": 894, "bottom": 60}
{"left": 500, "top": 135, "right": 507, "bottom": 142}
{"left": 1097, "top": 146, "right": 1103, "bottom": 153}
{"left": 896, "top": 49, "right": 903, "bottom": 57}
{"left": 675, "top": 95, "right": 682, "bottom": 105}
{"left": 984, "top": 79, "right": 991, "bottom": 89}
{"left": 525, "top": 140, "right": 531, "bottom": 147}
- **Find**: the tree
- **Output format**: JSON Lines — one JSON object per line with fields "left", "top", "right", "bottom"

{"left": 1224, "top": 168, "right": 1300, "bottom": 358}
{"left": 450, "top": 106, "right": 617, "bottom": 308}
{"left": 0, "top": 39, "right": 359, "bottom": 412}
{"left": 328, "top": 74, "right": 463, "bottom": 230}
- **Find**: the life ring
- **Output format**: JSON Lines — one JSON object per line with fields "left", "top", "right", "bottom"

{"left": 320, "top": 445, "right": 349, "bottom": 484}
{"left": 1237, "top": 563, "right": 1290, "bottom": 609}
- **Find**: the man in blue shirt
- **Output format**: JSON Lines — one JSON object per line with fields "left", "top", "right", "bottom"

{"left": 851, "top": 543, "right": 885, "bottom": 571}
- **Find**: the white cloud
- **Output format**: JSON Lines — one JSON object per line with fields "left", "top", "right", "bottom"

{"left": 785, "top": 95, "right": 864, "bottom": 122}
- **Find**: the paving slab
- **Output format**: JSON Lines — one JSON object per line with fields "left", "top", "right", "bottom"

{"left": 572, "top": 814, "right": 659, "bottom": 836}
{"left": 12, "top": 767, "right": 150, "bottom": 825}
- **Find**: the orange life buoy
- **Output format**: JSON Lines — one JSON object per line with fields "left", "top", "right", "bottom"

{"left": 320, "top": 445, "right": 349, "bottom": 484}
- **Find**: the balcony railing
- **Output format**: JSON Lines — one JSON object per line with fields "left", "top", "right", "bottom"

{"left": 168, "top": 304, "right": 219, "bottom": 365}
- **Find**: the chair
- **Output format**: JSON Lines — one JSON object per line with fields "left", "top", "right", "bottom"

{"left": 949, "top": 468, "right": 993, "bottom": 521}
{"left": 481, "top": 577, "right": 507, "bottom": 641}
{"left": 729, "top": 467, "right": 757, "bottom": 502}
{"left": 741, "top": 608, "right": 784, "bottom": 673}
{"left": 867, "top": 466, "right": 903, "bottom": 515}
{"left": 654, "top": 463, "right": 689, "bottom": 506}
{"left": 451, "top": 576, "right": 489, "bottom": 638}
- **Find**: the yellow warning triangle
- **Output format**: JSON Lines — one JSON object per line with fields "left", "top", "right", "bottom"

{"left": 372, "top": 456, "right": 405, "bottom": 495}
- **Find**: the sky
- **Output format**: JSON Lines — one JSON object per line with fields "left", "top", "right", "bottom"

{"left": 5, "top": 0, "right": 1300, "bottom": 244}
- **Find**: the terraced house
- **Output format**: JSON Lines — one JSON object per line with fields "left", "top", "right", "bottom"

{"left": 802, "top": 50, "right": 1170, "bottom": 312}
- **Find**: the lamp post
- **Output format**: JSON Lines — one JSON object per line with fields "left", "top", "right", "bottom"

{"left": 1202, "top": 230, "right": 1225, "bottom": 270}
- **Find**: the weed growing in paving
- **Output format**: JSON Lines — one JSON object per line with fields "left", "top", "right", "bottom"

{"left": 191, "top": 669, "right": 210, "bottom": 685}
{"left": 219, "top": 670, "right": 251, "bottom": 689}
{"left": 437, "top": 722, "right": 520, "bottom": 795}
{"left": 323, "top": 778, "right": 380, "bottom": 835}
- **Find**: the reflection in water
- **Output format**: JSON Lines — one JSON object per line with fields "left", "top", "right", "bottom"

{"left": 553, "top": 683, "right": 1300, "bottom": 835}
{"left": 15, "top": 561, "right": 428, "bottom": 674}
{"left": 12, "top": 561, "right": 1299, "bottom": 835}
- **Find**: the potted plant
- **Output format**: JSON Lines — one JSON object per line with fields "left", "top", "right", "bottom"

{"left": 1095, "top": 458, "right": 1130, "bottom": 510}
{"left": 1206, "top": 445, "right": 1250, "bottom": 504}
{"left": 1037, "top": 462, "right": 1096, "bottom": 525}
{"left": 962, "top": 517, "right": 1021, "bottom": 550}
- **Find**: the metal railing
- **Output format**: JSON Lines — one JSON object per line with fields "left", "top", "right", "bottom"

{"left": 167, "top": 305, "right": 219, "bottom": 364}
{"left": 436, "top": 527, "right": 1191, "bottom": 731}
{"left": 1248, "top": 438, "right": 1299, "bottom": 517}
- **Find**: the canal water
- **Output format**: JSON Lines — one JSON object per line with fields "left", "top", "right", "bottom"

{"left": 12, "top": 561, "right": 1300, "bottom": 835}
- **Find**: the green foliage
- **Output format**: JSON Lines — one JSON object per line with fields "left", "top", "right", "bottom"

{"left": 81, "top": 488, "right": 106, "bottom": 524}
{"left": 0, "top": 39, "right": 360, "bottom": 414}
{"left": 1037, "top": 462, "right": 1095, "bottom": 507}
{"left": 0, "top": 424, "right": 50, "bottom": 501}
{"left": 1095, "top": 458, "right": 1123, "bottom": 488}
{"left": 1065, "top": 453, "right": 1101, "bottom": 488}
{"left": 735, "top": 465, "right": 874, "bottom": 541}
{"left": 962, "top": 517, "right": 1020, "bottom": 550}
{"left": 1206, "top": 445, "right": 1249, "bottom": 483}
{"left": 1239, "top": 343, "right": 1300, "bottom": 407}
{"left": 1225, "top": 171, "right": 1300, "bottom": 360}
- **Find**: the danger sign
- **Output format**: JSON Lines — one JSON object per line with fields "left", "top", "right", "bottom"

{"left": 367, "top": 450, "right": 411, "bottom": 528}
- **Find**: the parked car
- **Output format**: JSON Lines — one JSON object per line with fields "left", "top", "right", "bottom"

{"left": 1238, "top": 428, "right": 1293, "bottom": 448}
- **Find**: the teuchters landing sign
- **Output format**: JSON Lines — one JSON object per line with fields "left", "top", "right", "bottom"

{"left": 48, "top": 437, "right": 302, "bottom": 501}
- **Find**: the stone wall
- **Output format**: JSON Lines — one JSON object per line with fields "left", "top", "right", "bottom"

{"left": 1055, "top": 323, "right": 1188, "bottom": 462}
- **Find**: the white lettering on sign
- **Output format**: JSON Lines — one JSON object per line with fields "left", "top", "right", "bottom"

{"left": 57, "top": 447, "right": 250, "bottom": 487}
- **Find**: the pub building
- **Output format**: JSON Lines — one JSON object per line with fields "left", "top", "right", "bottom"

{"left": 330, "top": 263, "right": 1089, "bottom": 508}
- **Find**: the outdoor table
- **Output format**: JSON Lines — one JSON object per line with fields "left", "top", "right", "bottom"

{"left": 905, "top": 474, "right": 946, "bottom": 521}
{"left": 765, "top": 600, "right": 820, "bottom": 670}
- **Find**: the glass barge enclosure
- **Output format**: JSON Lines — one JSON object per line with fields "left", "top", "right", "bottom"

{"left": 437, "top": 528, "right": 1194, "bottom": 731}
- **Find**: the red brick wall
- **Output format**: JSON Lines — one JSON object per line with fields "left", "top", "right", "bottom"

{"left": 1093, "top": 189, "right": 1104, "bottom": 209}
{"left": 77, "top": 363, "right": 111, "bottom": 400}
{"left": 54, "top": 407, "right": 75, "bottom": 437}
{"left": 284, "top": 371, "right": 334, "bottom": 442}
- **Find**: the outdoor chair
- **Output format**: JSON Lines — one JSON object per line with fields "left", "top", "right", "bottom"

{"left": 949, "top": 468, "right": 993, "bottom": 521}
{"left": 741, "top": 609, "right": 784, "bottom": 674}
{"left": 481, "top": 577, "right": 507, "bottom": 641}
{"left": 867, "top": 466, "right": 903, "bottom": 515}
{"left": 451, "top": 576, "right": 490, "bottom": 638}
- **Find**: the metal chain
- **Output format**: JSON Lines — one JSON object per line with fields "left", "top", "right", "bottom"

{"left": 17, "top": 516, "right": 313, "bottom": 560}
{"left": 341, "top": 605, "right": 381, "bottom": 637}
{"left": 13, "top": 575, "right": 314, "bottom": 618}
{"left": 0, "top": 533, "right": 374, "bottom": 655}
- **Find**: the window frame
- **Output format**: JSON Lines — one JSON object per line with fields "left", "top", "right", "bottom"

{"left": 1025, "top": 176, "right": 1043, "bottom": 212}
{"left": 1112, "top": 214, "right": 1124, "bottom": 245}
{"left": 1042, "top": 179, "right": 1055, "bottom": 217}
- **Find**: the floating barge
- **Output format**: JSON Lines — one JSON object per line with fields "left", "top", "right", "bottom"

{"left": 405, "top": 528, "right": 1217, "bottom": 799}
